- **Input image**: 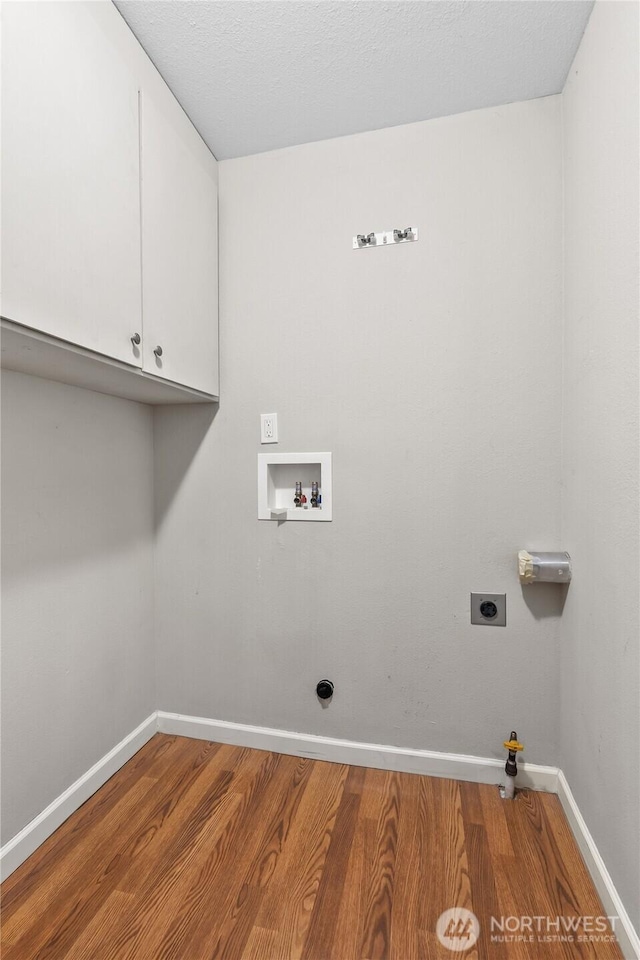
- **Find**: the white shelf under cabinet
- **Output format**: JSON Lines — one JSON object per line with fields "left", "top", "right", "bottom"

{"left": 258, "top": 452, "right": 332, "bottom": 521}
{"left": 0, "top": 320, "right": 218, "bottom": 405}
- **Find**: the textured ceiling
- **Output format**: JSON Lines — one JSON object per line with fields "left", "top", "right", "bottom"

{"left": 115, "top": 0, "right": 594, "bottom": 160}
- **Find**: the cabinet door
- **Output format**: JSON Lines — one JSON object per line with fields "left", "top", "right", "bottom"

{"left": 140, "top": 90, "right": 219, "bottom": 396}
{"left": 1, "top": 2, "right": 142, "bottom": 366}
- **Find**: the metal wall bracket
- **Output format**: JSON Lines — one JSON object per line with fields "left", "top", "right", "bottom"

{"left": 353, "top": 227, "right": 418, "bottom": 249}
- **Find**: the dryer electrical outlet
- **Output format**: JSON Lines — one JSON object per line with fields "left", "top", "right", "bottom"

{"left": 470, "top": 593, "right": 507, "bottom": 626}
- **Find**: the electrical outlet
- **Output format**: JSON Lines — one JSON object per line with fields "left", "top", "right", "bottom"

{"left": 470, "top": 593, "right": 506, "bottom": 626}
{"left": 260, "top": 413, "right": 278, "bottom": 444}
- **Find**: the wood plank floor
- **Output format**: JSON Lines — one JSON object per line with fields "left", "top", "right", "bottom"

{"left": 1, "top": 734, "right": 622, "bottom": 959}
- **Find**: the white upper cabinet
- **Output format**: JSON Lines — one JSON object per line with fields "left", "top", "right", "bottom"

{"left": 1, "top": 1, "right": 219, "bottom": 401}
{"left": 1, "top": 1, "right": 143, "bottom": 367}
{"left": 140, "top": 90, "right": 219, "bottom": 397}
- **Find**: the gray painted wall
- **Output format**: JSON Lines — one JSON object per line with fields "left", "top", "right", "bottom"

{"left": 154, "top": 95, "right": 564, "bottom": 764}
{"left": 1, "top": 371, "right": 155, "bottom": 843}
{"left": 561, "top": 1, "right": 640, "bottom": 931}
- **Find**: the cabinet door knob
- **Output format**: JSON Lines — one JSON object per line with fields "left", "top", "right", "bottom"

{"left": 154, "top": 345, "right": 163, "bottom": 358}
{"left": 131, "top": 332, "right": 141, "bottom": 345}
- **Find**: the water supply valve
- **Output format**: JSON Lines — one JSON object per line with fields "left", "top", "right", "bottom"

{"left": 501, "top": 731, "right": 524, "bottom": 800}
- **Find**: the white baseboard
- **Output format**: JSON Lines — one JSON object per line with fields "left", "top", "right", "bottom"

{"left": 557, "top": 771, "right": 640, "bottom": 960}
{"left": 156, "top": 711, "right": 559, "bottom": 792}
{"left": 0, "top": 713, "right": 157, "bottom": 882}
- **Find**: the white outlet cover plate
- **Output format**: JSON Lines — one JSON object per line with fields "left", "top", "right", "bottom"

{"left": 260, "top": 413, "right": 278, "bottom": 443}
